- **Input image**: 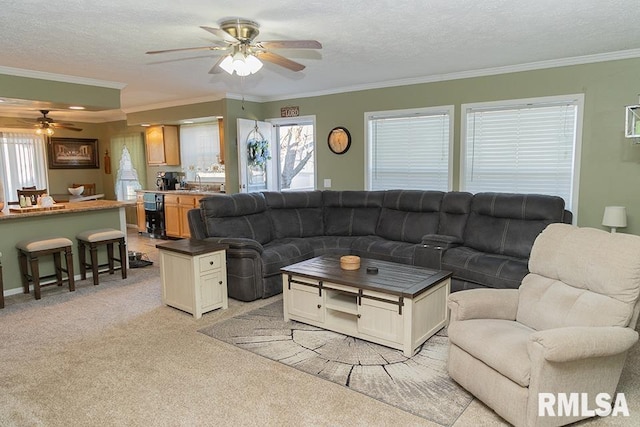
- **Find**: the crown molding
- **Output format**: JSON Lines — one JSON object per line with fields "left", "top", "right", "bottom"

{"left": 261, "top": 48, "right": 640, "bottom": 103}
{"left": 123, "top": 92, "right": 265, "bottom": 114}
{"left": 224, "top": 93, "right": 267, "bottom": 103}
{"left": 0, "top": 65, "right": 126, "bottom": 89}
{"left": 122, "top": 93, "right": 228, "bottom": 113}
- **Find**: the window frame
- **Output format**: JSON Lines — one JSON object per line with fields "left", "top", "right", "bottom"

{"left": 364, "top": 105, "right": 455, "bottom": 191}
{"left": 267, "top": 115, "right": 317, "bottom": 191}
{"left": 460, "top": 94, "right": 584, "bottom": 213}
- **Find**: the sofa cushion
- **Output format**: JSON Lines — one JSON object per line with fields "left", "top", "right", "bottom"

{"left": 463, "top": 193, "right": 566, "bottom": 259}
{"left": 438, "top": 191, "right": 473, "bottom": 239}
{"left": 262, "top": 238, "right": 315, "bottom": 277}
{"left": 449, "top": 319, "right": 534, "bottom": 387}
{"left": 376, "top": 190, "right": 443, "bottom": 243}
{"left": 304, "top": 236, "right": 357, "bottom": 257}
{"left": 263, "top": 191, "right": 324, "bottom": 239}
{"left": 517, "top": 275, "right": 634, "bottom": 330}
{"left": 201, "top": 193, "right": 272, "bottom": 244}
{"left": 323, "top": 191, "right": 384, "bottom": 236}
{"left": 350, "top": 236, "right": 417, "bottom": 265}
{"left": 518, "top": 223, "right": 640, "bottom": 330}
{"left": 442, "top": 246, "right": 528, "bottom": 290}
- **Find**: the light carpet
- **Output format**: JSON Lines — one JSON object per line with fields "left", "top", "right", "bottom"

{"left": 200, "top": 301, "right": 473, "bottom": 427}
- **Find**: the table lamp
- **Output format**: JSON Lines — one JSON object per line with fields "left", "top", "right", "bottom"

{"left": 602, "top": 206, "right": 627, "bottom": 233}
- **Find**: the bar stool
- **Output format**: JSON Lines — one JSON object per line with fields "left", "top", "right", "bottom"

{"left": 76, "top": 228, "right": 127, "bottom": 286}
{"left": 16, "top": 237, "right": 75, "bottom": 300}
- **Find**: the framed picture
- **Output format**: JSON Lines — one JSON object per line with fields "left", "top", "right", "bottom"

{"left": 48, "top": 137, "right": 100, "bottom": 169}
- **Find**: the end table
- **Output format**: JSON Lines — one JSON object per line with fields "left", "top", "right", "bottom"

{"left": 156, "top": 239, "right": 229, "bottom": 319}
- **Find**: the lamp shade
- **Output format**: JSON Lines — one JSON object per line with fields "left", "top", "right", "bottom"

{"left": 602, "top": 206, "right": 627, "bottom": 228}
{"left": 219, "top": 55, "right": 234, "bottom": 74}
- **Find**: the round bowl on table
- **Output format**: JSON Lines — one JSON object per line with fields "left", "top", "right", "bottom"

{"left": 68, "top": 186, "right": 84, "bottom": 196}
{"left": 340, "top": 255, "right": 361, "bottom": 270}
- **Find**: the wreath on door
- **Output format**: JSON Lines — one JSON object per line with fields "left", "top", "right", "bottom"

{"left": 247, "top": 122, "right": 271, "bottom": 168}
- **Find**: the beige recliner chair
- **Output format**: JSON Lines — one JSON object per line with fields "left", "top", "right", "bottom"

{"left": 447, "top": 223, "right": 640, "bottom": 427}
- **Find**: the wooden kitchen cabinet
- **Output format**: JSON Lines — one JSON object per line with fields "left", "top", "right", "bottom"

{"left": 136, "top": 193, "right": 146, "bottom": 232}
{"left": 179, "top": 195, "right": 202, "bottom": 238}
{"left": 164, "top": 193, "right": 203, "bottom": 238}
{"left": 145, "top": 125, "right": 180, "bottom": 165}
{"left": 164, "top": 194, "right": 180, "bottom": 238}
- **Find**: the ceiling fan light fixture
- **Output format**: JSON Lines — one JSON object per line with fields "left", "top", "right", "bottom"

{"left": 35, "top": 126, "right": 54, "bottom": 136}
{"left": 232, "top": 52, "right": 251, "bottom": 76}
{"left": 245, "top": 54, "right": 263, "bottom": 74}
{"left": 219, "top": 54, "right": 235, "bottom": 74}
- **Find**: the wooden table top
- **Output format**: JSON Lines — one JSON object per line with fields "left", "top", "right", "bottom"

{"left": 281, "top": 255, "right": 452, "bottom": 299}
{"left": 156, "top": 239, "right": 229, "bottom": 256}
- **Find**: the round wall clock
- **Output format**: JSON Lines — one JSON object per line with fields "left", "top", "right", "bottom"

{"left": 327, "top": 126, "right": 351, "bottom": 154}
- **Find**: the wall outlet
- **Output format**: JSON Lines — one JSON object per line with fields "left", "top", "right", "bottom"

{"left": 323, "top": 179, "right": 332, "bottom": 188}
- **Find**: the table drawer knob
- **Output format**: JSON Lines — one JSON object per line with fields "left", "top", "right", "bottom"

{"left": 357, "top": 314, "right": 361, "bottom": 319}
{"left": 218, "top": 281, "right": 223, "bottom": 285}
{"left": 210, "top": 261, "right": 214, "bottom": 265}
{"left": 317, "top": 304, "right": 322, "bottom": 309}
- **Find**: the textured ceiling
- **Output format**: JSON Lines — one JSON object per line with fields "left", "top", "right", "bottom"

{"left": 1, "top": 0, "right": 640, "bottom": 120}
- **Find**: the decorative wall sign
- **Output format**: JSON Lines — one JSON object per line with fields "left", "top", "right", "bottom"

{"left": 327, "top": 126, "right": 351, "bottom": 154}
{"left": 48, "top": 138, "right": 100, "bottom": 169}
{"left": 280, "top": 106, "right": 300, "bottom": 117}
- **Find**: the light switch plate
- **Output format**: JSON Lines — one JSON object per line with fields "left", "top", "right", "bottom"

{"left": 323, "top": 179, "right": 332, "bottom": 188}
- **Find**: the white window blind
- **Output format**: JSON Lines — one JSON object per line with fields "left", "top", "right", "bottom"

{"left": 180, "top": 122, "right": 221, "bottom": 181}
{"left": 367, "top": 107, "right": 452, "bottom": 191}
{"left": 462, "top": 98, "right": 580, "bottom": 209}
{"left": 0, "top": 130, "right": 48, "bottom": 202}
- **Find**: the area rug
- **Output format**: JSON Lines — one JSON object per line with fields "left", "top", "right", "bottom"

{"left": 199, "top": 301, "right": 472, "bottom": 426}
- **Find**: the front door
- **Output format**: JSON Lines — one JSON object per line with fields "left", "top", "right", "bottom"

{"left": 237, "top": 118, "right": 276, "bottom": 193}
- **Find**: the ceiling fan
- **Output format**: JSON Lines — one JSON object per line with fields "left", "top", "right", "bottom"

{"left": 10, "top": 110, "right": 82, "bottom": 136}
{"left": 146, "top": 18, "right": 322, "bottom": 76}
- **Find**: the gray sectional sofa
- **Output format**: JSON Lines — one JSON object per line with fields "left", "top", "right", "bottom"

{"left": 188, "top": 190, "right": 572, "bottom": 302}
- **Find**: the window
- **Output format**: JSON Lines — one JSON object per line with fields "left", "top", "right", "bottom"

{"left": 111, "top": 133, "right": 145, "bottom": 201}
{"left": 0, "top": 130, "right": 48, "bottom": 202}
{"left": 366, "top": 106, "right": 453, "bottom": 191}
{"left": 461, "top": 95, "right": 583, "bottom": 210}
{"left": 269, "top": 116, "right": 316, "bottom": 191}
{"left": 180, "top": 122, "right": 223, "bottom": 182}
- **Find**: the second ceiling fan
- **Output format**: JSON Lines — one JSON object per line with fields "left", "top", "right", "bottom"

{"left": 146, "top": 18, "right": 322, "bottom": 76}
{"left": 12, "top": 110, "right": 82, "bottom": 136}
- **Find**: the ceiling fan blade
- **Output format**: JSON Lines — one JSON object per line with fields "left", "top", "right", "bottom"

{"left": 146, "top": 45, "right": 228, "bottom": 55}
{"left": 200, "top": 26, "right": 239, "bottom": 44}
{"left": 258, "top": 40, "right": 322, "bottom": 50}
{"left": 52, "top": 124, "right": 83, "bottom": 131}
{"left": 2, "top": 124, "right": 33, "bottom": 129}
{"left": 257, "top": 51, "right": 306, "bottom": 72}
{"left": 208, "top": 55, "right": 229, "bottom": 74}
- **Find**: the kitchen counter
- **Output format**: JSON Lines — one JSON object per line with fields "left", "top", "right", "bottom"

{"left": 136, "top": 189, "right": 224, "bottom": 196}
{"left": 0, "top": 200, "right": 133, "bottom": 221}
{"left": 0, "top": 199, "right": 130, "bottom": 295}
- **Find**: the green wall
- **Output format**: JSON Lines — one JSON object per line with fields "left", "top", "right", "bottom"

{"left": 261, "top": 58, "right": 640, "bottom": 234}
{"left": 0, "top": 74, "right": 120, "bottom": 110}
{"left": 4, "top": 57, "right": 640, "bottom": 235}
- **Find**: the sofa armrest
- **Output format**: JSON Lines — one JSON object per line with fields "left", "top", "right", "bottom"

{"left": 529, "top": 326, "right": 639, "bottom": 362}
{"left": 187, "top": 209, "right": 207, "bottom": 240}
{"left": 203, "top": 237, "right": 264, "bottom": 254}
{"left": 422, "top": 234, "right": 463, "bottom": 250}
{"left": 448, "top": 288, "right": 519, "bottom": 321}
